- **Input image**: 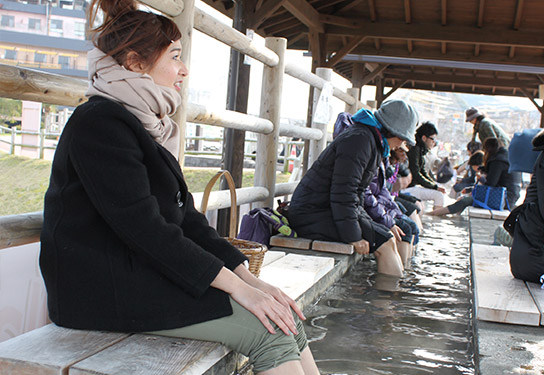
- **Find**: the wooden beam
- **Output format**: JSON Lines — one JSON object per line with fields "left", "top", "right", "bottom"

{"left": 360, "top": 64, "right": 388, "bottom": 86}
{"left": 441, "top": 42, "right": 447, "bottom": 54}
{"left": 441, "top": 0, "right": 447, "bottom": 25}
{"left": 283, "top": 0, "right": 324, "bottom": 33}
{"left": 139, "top": 0, "right": 184, "bottom": 17}
{"left": 337, "top": 44, "right": 544, "bottom": 67}
{"left": 385, "top": 71, "right": 537, "bottom": 89}
{"left": 404, "top": 0, "right": 411, "bottom": 23}
{"left": 252, "top": 0, "right": 286, "bottom": 29}
{"left": 308, "top": 30, "right": 327, "bottom": 67}
{"left": 509, "top": 46, "right": 516, "bottom": 59}
{"left": 325, "top": 22, "right": 544, "bottom": 48}
{"left": 382, "top": 80, "right": 407, "bottom": 101}
{"left": 513, "top": 0, "right": 525, "bottom": 30}
{"left": 407, "top": 40, "right": 413, "bottom": 53}
{"left": 287, "top": 32, "right": 305, "bottom": 47}
{"left": 477, "top": 0, "right": 485, "bottom": 27}
{"left": 333, "top": 0, "right": 365, "bottom": 14}
{"left": 262, "top": 18, "right": 301, "bottom": 35}
{"left": 352, "top": 62, "right": 365, "bottom": 88}
{"left": 374, "top": 38, "right": 381, "bottom": 49}
{"left": 474, "top": 44, "right": 481, "bottom": 56}
{"left": 319, "top": 14, "right": 359, "bottom": 28}
{"left": 368, "top": 0, "right": 377, "bottom": 21}
{"left": 326, "top": 36, "right": 365, "bottom": 67}
{"left": 520, "top": 87, "right": 544, "bottom": 113}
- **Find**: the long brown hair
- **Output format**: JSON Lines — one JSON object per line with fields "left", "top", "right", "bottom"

{"left": 88, "top": 0, "right": 181, "bottom": 69}
{"left": 483, "top": 137, "right": 500, "bottom": 167}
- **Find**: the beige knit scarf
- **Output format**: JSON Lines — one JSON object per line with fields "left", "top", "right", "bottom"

{"left": 86, "top": 48, "right": 182, "bottom": 159}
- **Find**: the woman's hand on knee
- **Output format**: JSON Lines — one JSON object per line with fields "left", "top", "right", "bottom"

{"left": 350, "top": 239, "right": 370, "bottom": 255}
{"left": 256, "top": 280, "right": 305, "bottom": 321}
{"left": 390, "top": 225, "right": 405, "bottom": 242}
{"left": 230, "top": 283, "right": 298, "bottom": 336}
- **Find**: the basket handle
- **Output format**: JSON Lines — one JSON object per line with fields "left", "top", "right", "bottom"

{"left": 200, "top": 170, "right": 238, "bottom": 238}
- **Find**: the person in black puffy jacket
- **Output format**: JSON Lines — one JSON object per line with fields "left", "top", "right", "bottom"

{"left": 510, "top": 129, "right": 544, "bottom": 284}
{"left": 289, "top": 100, "right": 418, "bottom": 277}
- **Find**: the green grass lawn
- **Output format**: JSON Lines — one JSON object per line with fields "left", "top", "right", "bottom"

{"left": 0, "top": 153, "right": 291, "bottom": 216}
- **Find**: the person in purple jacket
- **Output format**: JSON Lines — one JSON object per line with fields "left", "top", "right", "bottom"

{"left": 363, "top": 159, "right": 420, "bottom": 266}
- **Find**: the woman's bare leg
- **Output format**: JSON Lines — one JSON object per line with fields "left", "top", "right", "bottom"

{"left": 409, "top": 211, "right": 423, "bottom": 232}
{"left": 374, "top": 238, "right": 404, "bottom": 277}
{"left": 258, "top": 347, "right": 319, "bottom": 375}
{"left": 427, "top": 206, "right": 450, "bottom": 216}
{"left": 300, "top": 346, "right": 320, "bottom": 375}
{"left": 258, "top": 360, "right": 304, "bottom": 375}
{"left": 397, "top": 240, "right": 411, "bottom": 267}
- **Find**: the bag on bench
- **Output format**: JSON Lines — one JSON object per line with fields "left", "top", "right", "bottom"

{"left": 472, "top": 185, "right": 509, "bottom": 211}
{"left": 238, "top": 208, "right": 296, "bottom": 247}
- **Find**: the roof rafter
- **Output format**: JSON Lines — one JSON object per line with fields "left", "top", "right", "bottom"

{"left": 325, "top": 22, "right": 544, "bottom": 48}
{"left": 283, "top": 0, "right": 324, "bottom": 33}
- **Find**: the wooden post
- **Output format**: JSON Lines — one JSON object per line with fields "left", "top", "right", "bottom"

{"left": 375, "top": 76, "right": 384, "bottom": 108}
{"left": 10, "top": 128, "right": 15, "bottom": 155}
{"left": 172, "top": 0, "right": 195, "bottom": 165}
{"left": 541, "top": 111, "right": 544, "bottom": 128}
{"left": 254, "top": 37, "right": 286, "bottom": 208}
{"left": 308, "top": 67, "right": 332, "bottom": 167}
{"left": 39, "top": 128, "right": 45, "bottom": 159}
{"left": 345, "top": 87, "right": 360, "bottom": 114}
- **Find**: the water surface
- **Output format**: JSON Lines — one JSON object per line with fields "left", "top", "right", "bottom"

{"left": 305, "top": 216, "right": 475, "bottom": 375}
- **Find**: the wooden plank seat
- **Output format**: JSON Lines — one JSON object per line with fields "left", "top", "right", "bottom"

{"left": 270, "top": 235, "right": 354, "bottom": 255}
{"left": 471, "top": 244, "right": 541, "bottom": 326}
{"left": 467, "top": 207, "right": 509, "bottom": 221}
{"left": 0, "top": 251, "right": 335, "bottom": 375}
{"left": 527, "top": 282, "right": 544, "bottom": 326}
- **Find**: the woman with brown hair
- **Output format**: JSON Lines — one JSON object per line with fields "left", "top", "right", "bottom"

{"left": 39, "top": 1, "right": 319, "bottom": 374}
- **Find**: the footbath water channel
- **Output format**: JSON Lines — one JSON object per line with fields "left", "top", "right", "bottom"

{"left": 303, "top": 215, "right": 476, "bottom": 375}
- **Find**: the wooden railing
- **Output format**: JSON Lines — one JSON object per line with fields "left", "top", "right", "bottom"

{"left": 0, "top": 0, "right": 365, "bottom": 249}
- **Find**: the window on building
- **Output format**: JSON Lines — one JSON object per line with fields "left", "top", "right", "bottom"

{"left": 50, "top": 19, "right": 63, "bottom": 32}
{"left": 74, "top": 22, "right": 85, "bottom": 37}
{"left": 58, "top": 55, "right": 70, "bottom": 69}
{"left": 29, "top": 18, "right": 41, "bottom": 30}
{"left": 4, "top": 50, "right": 16, "bottom": 60}
{"left": 34, "top": 53, "right": 46, "bottom": 63}
{"left": 1, "top": 15, "right": 15, "bottom": 27}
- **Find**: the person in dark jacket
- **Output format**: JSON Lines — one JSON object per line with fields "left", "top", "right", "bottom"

{"left": 289, "top": 100, "right": 419, "bottom": 277}
{"left": 510, "top": 129, "right": 544, "bottom": 284}
{"left": 429, "top": 137, "right": 521, "bottom": 216}
{"left": 402, "top": 122, "right": 446, "bottom": 210}
{"left": 481, "top": 137, "right": 521, "bottom": 209}
{"left": 39, "top": 2, "right": 319, "bottom": 374}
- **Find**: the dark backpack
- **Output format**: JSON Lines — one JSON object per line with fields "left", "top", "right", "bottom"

{"left": 436, "top": 157, "right": 454, "bottom": 183}
{"left": 237, "top": 208, "right": 296, "bottom": 246}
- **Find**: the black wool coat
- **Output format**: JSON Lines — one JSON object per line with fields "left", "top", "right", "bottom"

{"left": 40, "top": 96, "right": 248, "bottom": 332}
{"left": 288, "top": 123, "right": 384, "bottom": 248}
{"left": 510, "top": 130, "right": 544, "bottom": 283}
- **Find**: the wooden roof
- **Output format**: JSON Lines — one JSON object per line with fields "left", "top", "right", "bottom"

{"left": 201, "top": 0, "right": 544, "bottom": 99}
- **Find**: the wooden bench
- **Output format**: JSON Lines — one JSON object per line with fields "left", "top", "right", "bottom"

{"left": 467, "top": 207, "right": 509, "bottom": 220}
{"left": 471, "top": 243, "right": 544, "bottom": 326}
{"left": 270, "top": 235, "right": 354, "bottom": 255}
{"left": 0, "top": 250, "right": 337, "bottom": 375}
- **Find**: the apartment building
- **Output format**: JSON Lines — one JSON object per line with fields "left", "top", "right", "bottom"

{"left": 0, "top": 0, "right": 91, "bottom": 78}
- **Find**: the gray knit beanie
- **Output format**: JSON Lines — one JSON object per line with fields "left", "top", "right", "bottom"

{"left": 375, "top": 100, "right": 418, "bottom": 146}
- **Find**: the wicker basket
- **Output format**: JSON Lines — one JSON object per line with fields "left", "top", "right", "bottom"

{"left": 200, "top": 170, "right": 267, "bottom": 277}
